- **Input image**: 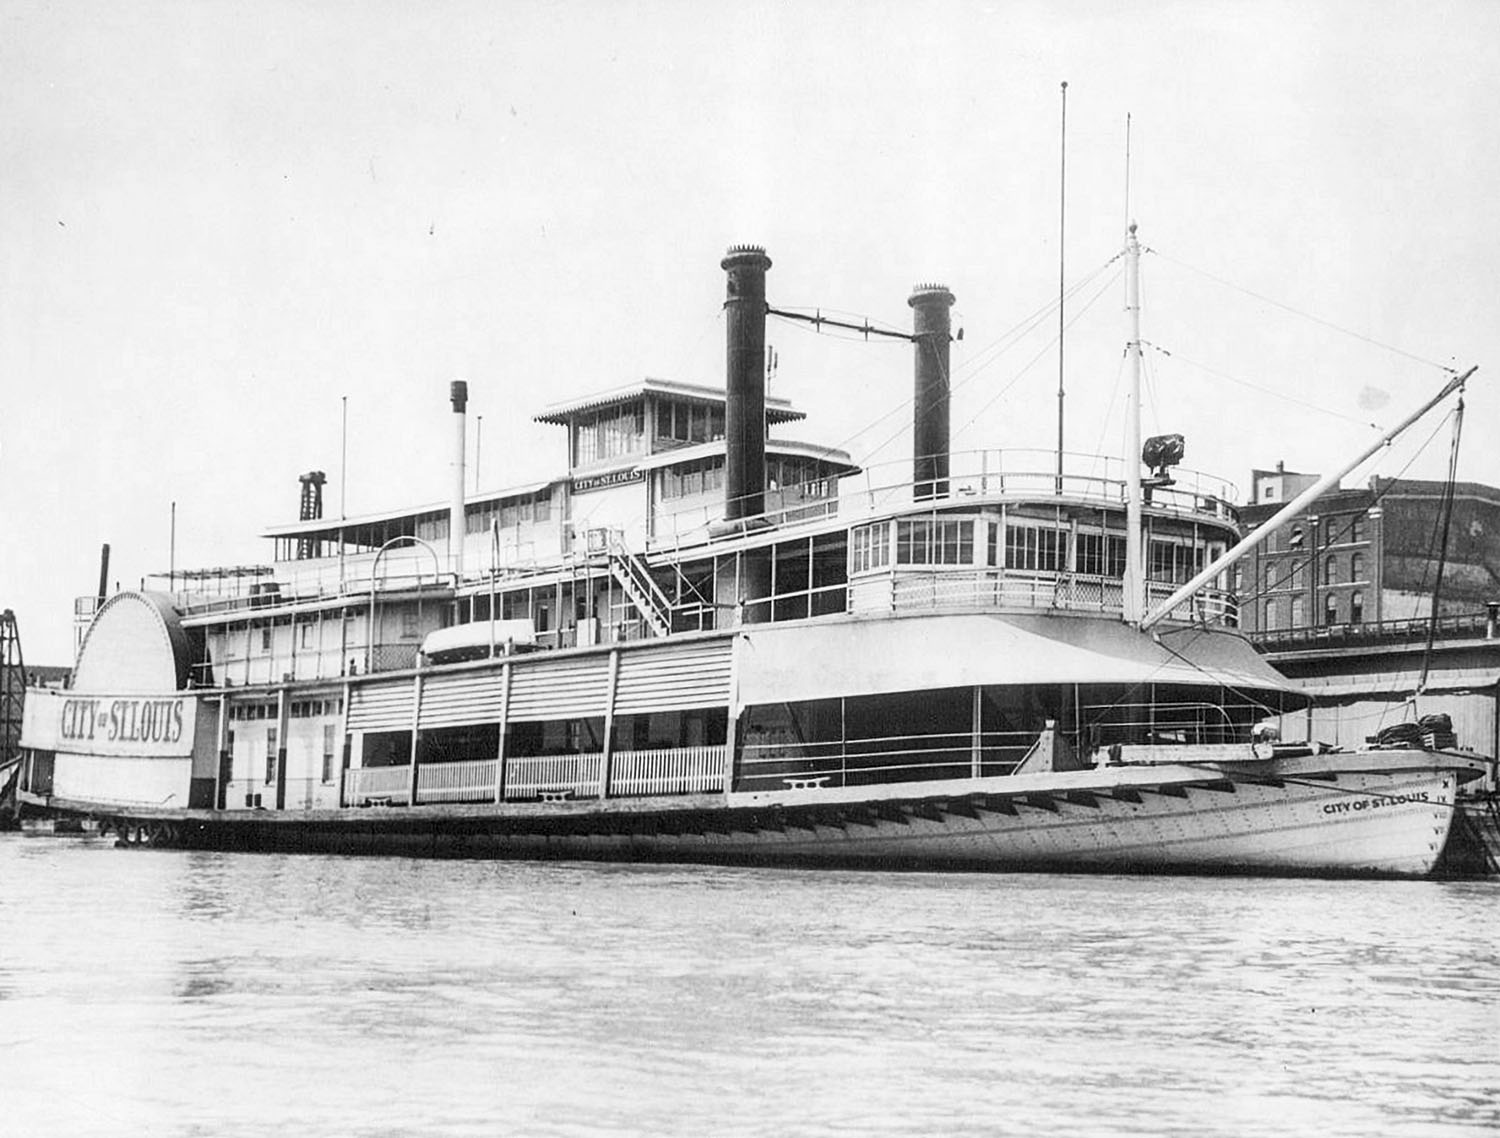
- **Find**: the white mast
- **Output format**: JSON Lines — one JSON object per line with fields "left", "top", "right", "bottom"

{"left": 1122, "top": 222, "right": 1145, "bottom": 625}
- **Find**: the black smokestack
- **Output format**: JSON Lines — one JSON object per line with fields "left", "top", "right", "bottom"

{"left": 722, "top": 245, "right": 771, "bottom": 521}
{"left": 910, "top": 283, "right": 955, "bottom": 500}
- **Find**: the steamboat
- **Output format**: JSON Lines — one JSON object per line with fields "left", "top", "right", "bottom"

{"left": 16, "top": 234, "right": 1489, "bottom": 874}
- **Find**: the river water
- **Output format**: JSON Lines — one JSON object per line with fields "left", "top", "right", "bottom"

{"left": 1, "top": 834, "right": 1496, "bottom": 1137}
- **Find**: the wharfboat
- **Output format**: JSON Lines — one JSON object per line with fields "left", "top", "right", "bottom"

{"left": 16, "top": 235, "right": 1490, "bottom": 875}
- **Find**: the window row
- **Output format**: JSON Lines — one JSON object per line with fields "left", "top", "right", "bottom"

{"left": 574, "top": 403, "right": 646, "bottom": 466}
{"left": 228, "top": 698, "right": 344, "bottom": 721}
{"left": 466, "top": 492, "right": 554, "bottom": 535}
{"left": 851, "top": 519, "right": 1210, "bottom": 581}
{"left": 661, "top": 458, "right": 726, "bottom": 500}
{"left": 655, "top": 400, "right": 725, "bottom": 445}
{"left": 1262, "top": 590, "right": 1366, "bottom": 630}
{"left": 1245, "top": 551, "right": 1369, "bottom": 594}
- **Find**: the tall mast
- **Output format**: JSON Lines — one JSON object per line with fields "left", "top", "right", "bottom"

{"left": 1055, "top": 80, "right": 1068, "bottom": 495}
{"left": 1122, "top": 222, "right": 1144, "bottom": 625}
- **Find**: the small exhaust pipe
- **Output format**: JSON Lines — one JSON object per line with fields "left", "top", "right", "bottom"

{"left": 96, "top": 543, "right": 111, "bottom": 604}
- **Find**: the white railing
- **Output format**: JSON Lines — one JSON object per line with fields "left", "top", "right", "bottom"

{"left": 345, "top": 765, "right": 413, "bottom": 806}
{"left": 647, "top": 447, "right": 1241, "bottom": 555}
{"left": 1144, "top": 582, "right": 1239, "bottom": 625}
{"left": 416, "top": 759, "right": 499, "bottom": 804}
{"left": 503, "top": 753, "right": 603, "bottom": 800}
{"left": 608, "top": 746, "right": 726, "bottom": 797}
{"left": 848, "top": 567, "right": 1237, "bottom": 625}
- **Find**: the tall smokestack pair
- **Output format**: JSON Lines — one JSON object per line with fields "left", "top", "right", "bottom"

{"left": 720, "top": 246, "right": 956, "bottom": 515}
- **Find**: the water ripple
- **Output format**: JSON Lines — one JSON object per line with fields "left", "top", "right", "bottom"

{"left": 1, "top": 838, "right": 1497, "bottom": 1136}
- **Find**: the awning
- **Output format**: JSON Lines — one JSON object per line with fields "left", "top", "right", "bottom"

{"left": 734, "top": 612, "right": 1303, "bottom": 708}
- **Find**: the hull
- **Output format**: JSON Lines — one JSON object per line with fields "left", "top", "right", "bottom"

{"left": 20, "top": 750, "right": 1473, "bottom": 878}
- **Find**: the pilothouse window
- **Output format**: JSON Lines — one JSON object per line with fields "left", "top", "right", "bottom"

{"left": 897, "top": 518, "right": 973, "bottom": 566}
{"left": 850, "top": 523, "right": 891, "bottom": 573}
{"left": 1005, "top": 524, "right": 1064, "bottom": 572}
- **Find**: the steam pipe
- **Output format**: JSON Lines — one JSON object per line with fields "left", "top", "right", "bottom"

{"left": 449, "top": 380, "right": 468, "bottom": 581}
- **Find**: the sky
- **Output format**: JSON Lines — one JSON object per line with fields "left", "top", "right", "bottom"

{"left": 3, "top": 0, "right": 1499, "bottom": 664}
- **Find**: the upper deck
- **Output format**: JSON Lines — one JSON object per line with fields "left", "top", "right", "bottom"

{"left": 106, "top": 442, "right": 1244, "bottom": 693}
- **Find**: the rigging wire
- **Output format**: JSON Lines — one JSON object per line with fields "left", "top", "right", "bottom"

{"left": 1148, "top": 247, "right": 1456, "bottom": 374}
{"left": 950, "top": 263, "right": 1124, "bottom": 447}
{"left": 1139, "top": 342, "right": 1385, "bottom": 430}
{"left": 1417, "top": 391, "right": 1466, "bottom": 694}
{"left": 1230, "top": 405, "right": 1459, "bottom": 614}
{"left": 787, "top": 251, "right": 1126, "bottom": 462}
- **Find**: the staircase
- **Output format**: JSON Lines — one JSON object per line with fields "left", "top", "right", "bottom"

{"left": 603, "top": 533, "right": 674, "bottom": 639}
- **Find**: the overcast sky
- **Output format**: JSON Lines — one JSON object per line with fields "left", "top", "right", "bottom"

{"left": 4, "top": 0, "right": 1498, "bottom": 663}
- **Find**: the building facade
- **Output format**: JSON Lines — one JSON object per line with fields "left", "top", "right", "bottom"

{"left": 1238, "top": 469, "right": 1500, "bottom": 636}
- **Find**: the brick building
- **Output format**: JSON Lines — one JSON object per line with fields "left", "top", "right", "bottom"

{"left": 1237, "top": 466, "right": 1500, "bottom": 636}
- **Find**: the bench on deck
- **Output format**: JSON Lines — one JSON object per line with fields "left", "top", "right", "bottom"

{"left": 782, "top": 776, "right": 830, "bottom": 791}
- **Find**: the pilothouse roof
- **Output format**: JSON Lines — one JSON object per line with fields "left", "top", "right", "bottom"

{"left": 533, "top": 377, "right": 805, "bottom": 426}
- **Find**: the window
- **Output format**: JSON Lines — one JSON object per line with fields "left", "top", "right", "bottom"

{"left": 1350, "top": 552, "right": 1365, "bottom": 582}
{"left": 322, "top": 724, "right": 336, "bottom": 784}
{"left": 900, "top": 518, "right": 974, "bottom": 566}
{"left": 1264, "top": 600, "right": 1278, "bottom": 630}
{"left": 265, "top": 727, "right": 278, "bottom": 784}
{"left": 1288, "top": 525, "right": 1304, "bottom": 550}
{"left": 507, "top": 717, "right": 605, "bottom": 757}
{"left": 1325, "top": 557, "right": 1338, "bottom": 586}
{"left": 1077, "top": 531, "right": 1127, "bottom": 578}
{"left": 1231, "top": 564, "right": 1244, "bottom": 593}
{"left": 850, "top": 523, "right": 890, "bottom": 573}
{"left": 1005, "top": 524, "right": 1063, "bottom": 572}
{"left": 1291, "top": 596, "right": 1306, "bottom": 627}
{"left": 612, "top": 707, "right": 729, "bottom": 751}
{"left": 1350, "top": 514, "right": 1365, "bottom": 543}
{"left": 575, "top": 402, "right": 645, "bottom": 465}
{"left": 662, "top": 458, "right": 725, "bottom": 500}
{"left": 1324, "top": 594, "right": 1339, "bottom": 626}
{"left": 1148, "top": 541, "right": 1204, "bottom": 584}
{"left": 1351, "top": 591, "right": 1364, "bottom": 624}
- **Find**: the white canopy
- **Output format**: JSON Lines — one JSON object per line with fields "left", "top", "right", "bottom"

{"left": 733, "top": 612, "right": 1302, "bottom": 708}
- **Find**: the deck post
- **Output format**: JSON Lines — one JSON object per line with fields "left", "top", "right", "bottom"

{"left": 336, "top": 678, "right": 352, "bottom": 808}
{"left": 493, "top": 660, "right": 511, "bottom": 804}
{"left": 215, "top": 693, "right": 230, "bottom": 810}
{"left": 599, "top": 649, "right": 621, "bottom": 798}
{"left": 274, "top": 687, "right": 289, "bottom": 810}
{"left": 407, "top": 671, "right": 423, "bottom": 807}
{"left": 971, "top": 685, "right": 983, "bottom": 778}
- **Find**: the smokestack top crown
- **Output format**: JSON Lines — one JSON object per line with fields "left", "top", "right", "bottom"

{"left": 908, "top": 283, "right": 956, "bottom": 308}
{"left": 450, "top": 380, "right": 468, "bottom": 413}
{"left": 721, "top": 244, "right": 772, "bottom": 273}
